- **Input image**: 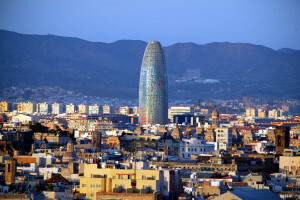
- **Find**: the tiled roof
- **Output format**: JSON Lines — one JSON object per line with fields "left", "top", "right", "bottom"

{"left": 44, "top": 173, "right": 71, "bottom": 185}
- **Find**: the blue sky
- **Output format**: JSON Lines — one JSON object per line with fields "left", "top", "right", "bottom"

{"left": 0, "top": 0, "right": 300, "bottom": 49}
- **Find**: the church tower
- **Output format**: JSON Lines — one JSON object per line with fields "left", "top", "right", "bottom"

{"left": 211, "top": 105, "right": 219, "bottom": 128}
{"left": 275, "top": 126, "right": 290, "bottom": 155}
{"left": 92, "top": 132, "right": 101, "bottom": 151}
{"left": 5, "top": 156, "right": 17, "bottom": 185}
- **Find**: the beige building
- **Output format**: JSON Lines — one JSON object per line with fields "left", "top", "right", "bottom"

{"left": 11, "top": 114, "right": 37, "bottom": 124}
{"left": 78, "top": 104, "right": 88, "bottom": 114}
{"left": 34, "top": 132, "right": 70, "bottom": 145}
{"left": 66, "top": 103, "right": 76, "bottom": 114}
{"left": 268, "top": 109, "right": 278, "bottom": 118}
{"left": 279, "top": 156, "right": 300, "bottom": 174}
{"left": 119, "top": 106, "right": 129, "bottom": 115}
{"left": 79, "top": 163, "right": 182, "bottom": 200}
{"left": 15, "top": 102, "right": 36, "bottom": 113}
{"left": 103, "top": 104, "right": 111, "bottom": 114}
{"left": 246, "top": 106, "right": 256, "bottom": 117}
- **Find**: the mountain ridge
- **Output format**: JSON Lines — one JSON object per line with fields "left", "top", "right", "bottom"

{"left": 1, "top": 30, "right": 299, "bottom": 100}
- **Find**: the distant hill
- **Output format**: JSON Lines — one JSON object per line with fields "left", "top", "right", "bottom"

{"left": 1, "top": 30, "right": 299, "bottom": 100}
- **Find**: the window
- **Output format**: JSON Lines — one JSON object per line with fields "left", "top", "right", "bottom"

{"left": 142, "top": 175, "right": 146, "bottom": 180}
{"left": 96, "top": 184, "right": 101, "bottom": 188}
{"left": 182, "top": 148, "right": 184, "bottom": 151}
{"left": 8, "top": 164, "right": 11, "bottom": 172}
{"left": 82, "top": 184, "right": 87, "bottom": 188}
{"left": 91, "top": 184, "right": 95, "bottom": 188}
{"left": 152, "top": 175, "right": 156, "bottom": 180}
{"left": 90, "top": 193, "right": 95, "bottom": 197}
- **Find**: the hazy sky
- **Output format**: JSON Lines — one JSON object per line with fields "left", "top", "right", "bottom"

{"left": 0, "top": 0, "right": 300, "bottom": 49}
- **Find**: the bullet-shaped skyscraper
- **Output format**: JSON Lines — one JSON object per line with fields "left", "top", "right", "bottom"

{"left": 139, "top": 41, "right": 168, "bottom": 126}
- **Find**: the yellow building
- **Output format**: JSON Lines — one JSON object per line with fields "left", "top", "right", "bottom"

{"left": 15, "top": 102, "right": 35, "bottom": 113}
{"left": 258, "top": 108, "right": 266, "bottom": 118}
{"left": 80, "top": 163, "right": 182, "bottom": 200}
{"left": 0, "top": 101, "right": 12, "bottom": 112}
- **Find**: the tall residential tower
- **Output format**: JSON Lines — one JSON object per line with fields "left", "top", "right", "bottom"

{"left": 139, "top": 41, "right": 168, "bottom": 126}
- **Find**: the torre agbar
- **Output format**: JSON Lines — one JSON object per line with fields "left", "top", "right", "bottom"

{"left": 139, "top": 40, "right": 168, "bottom": 126}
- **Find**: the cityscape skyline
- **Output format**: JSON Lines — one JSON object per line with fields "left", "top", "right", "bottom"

{"left": 0, "top": 1, "right": 299, "bottom": 200}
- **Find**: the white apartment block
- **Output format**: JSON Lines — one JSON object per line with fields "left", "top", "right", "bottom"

{"left": 89, "top": 104, "right": 99, "bottom": 115}
{"left": 215, "top": 127, "right": 232, "bottom": 150}
{"left": 52, "top": 103, "right": 63, "bottom": 114}
{"left": 38, "top": 102, "right": 49, "bottom": 114}
{"left": 180, "top": 136, "right": 215, "bottom": 158}
{"left": 168, "top": 106, "right": 193, "bottom": 123}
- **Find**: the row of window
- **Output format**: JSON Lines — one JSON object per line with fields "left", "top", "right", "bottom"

{"left": 142, "top": 175, "right": 156, "bottom": 180}
{"left": 82, "top": 184, "right": 101, "bottom": 188}
{"left": 183, "top": 147, "right": 207, "bottom": 152}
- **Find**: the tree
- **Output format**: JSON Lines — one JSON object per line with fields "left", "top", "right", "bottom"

{"left": 30, "top": 122, "right": 47, "bottom": 133}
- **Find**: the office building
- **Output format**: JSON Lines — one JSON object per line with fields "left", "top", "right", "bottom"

{"left": 139, "top": 41, "right": 168, "bottom": 126}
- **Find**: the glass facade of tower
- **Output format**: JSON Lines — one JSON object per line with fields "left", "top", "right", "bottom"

{"left": 139, "top": 41, "right": 168, "bottom": 126}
